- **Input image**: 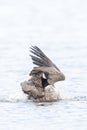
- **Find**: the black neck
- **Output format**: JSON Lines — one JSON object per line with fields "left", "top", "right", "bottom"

{"left": 42, "top": 78, "right": 49, "bottom": 88}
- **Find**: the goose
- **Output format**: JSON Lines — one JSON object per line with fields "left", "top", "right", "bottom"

{"left": 21, "top": 46, "right": 65, "bottom": 102}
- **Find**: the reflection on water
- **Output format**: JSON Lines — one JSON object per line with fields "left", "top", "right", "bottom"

{"left": 0, "top": 0, "right": 87, "bottom": 130}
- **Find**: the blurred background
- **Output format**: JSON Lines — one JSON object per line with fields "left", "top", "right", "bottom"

{"left": 0, "top": 0, "right": 87, "bottom": 130}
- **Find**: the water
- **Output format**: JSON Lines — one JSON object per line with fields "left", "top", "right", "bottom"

{"left": 0, "top": 0, "right": 87, "bottom": 130}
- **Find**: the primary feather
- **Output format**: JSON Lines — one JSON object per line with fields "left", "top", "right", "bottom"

{"left": 30, "top": 46, "right": 60, "bottom": 70}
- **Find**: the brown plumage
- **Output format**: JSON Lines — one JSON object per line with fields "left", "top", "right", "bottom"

{"left": 21, "top": 46, "right": 65, "bottom": 102}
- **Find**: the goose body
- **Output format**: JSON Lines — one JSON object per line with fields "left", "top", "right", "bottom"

{"left": 21, "top": 80, "right": 60, "bottom": 102}
{"left": 21, "top": 46, "right": 65, "bottom": 102}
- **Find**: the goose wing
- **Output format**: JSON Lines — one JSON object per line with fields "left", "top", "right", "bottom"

{"left": 29, "top": 46, "right": 65, "bottom": 82}
{"left": 30, "top": 46, "right": 60, "bottom": 71}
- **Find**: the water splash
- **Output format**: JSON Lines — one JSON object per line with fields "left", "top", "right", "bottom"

{"left": 0, "top": 93, "right": 28, "bottom": 103}
{"left": 0, "top": 94, "right": 87, "bottom": 103}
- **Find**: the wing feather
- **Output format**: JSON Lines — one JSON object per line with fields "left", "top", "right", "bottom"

{"left": 30, "top": 46, "right": 60, "bottom": 71}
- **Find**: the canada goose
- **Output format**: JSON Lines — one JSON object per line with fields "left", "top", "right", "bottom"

{"left": 21, "top": 46, "right": 65, "bottom": 102}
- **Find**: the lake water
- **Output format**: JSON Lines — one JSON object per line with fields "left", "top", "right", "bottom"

{"left": 0, "top": 0, "right": 87, "bottom": 130}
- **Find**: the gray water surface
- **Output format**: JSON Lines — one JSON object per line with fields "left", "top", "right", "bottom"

{"left": 0, "top": 0, "right": 87, "bottom": 130}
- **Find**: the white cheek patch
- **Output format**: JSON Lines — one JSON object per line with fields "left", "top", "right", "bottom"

{"left": 43, "top": 73, "right": 46, "bottom": 79}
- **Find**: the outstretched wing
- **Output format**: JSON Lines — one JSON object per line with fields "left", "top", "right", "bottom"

{"left": 30, "top": 46, "right": 60, "bottom": 71}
